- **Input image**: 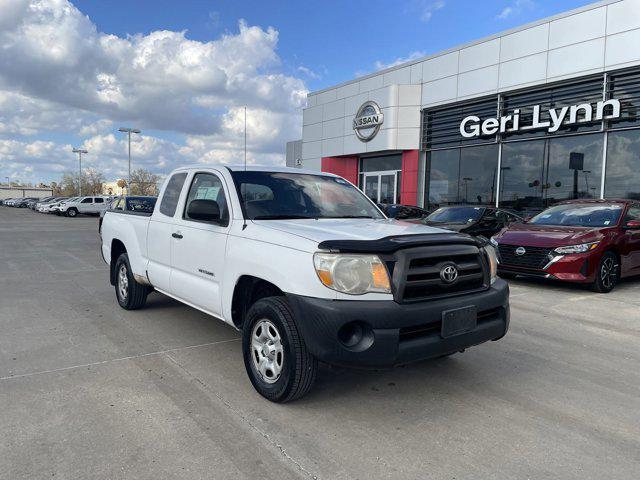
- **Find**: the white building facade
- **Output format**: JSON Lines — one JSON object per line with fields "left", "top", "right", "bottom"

{"left": 301, "top": 0, "right": 640, "bottom": 214}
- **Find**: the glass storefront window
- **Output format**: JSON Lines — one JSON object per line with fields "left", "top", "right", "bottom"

{"left": 499, "top": 133, "right": 604, "bottom": 214}
{"left": 428, "top": 149, "right": 460, "bottom": 207}
{"left": 427, "top": 144, "right": 498, "bottom": 208}
{"left": 605, "top": 130, "right": 640, "bottom": 200}
{"left": 359, "top": 155, "right": 402, "bottom": 172}
{"left": 460, "top": 145, "right": 499, "bottom": 205}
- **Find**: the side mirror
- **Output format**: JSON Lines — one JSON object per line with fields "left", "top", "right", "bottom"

{"left": 625, "top": 220, "right": 640, "bottom": 229}
{"left": 187, "top": 199, "right": 220, "bottom": 222}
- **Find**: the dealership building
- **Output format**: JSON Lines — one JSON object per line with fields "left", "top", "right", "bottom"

{"left": 297, "top": 0, "right": 640, "bottom": 213}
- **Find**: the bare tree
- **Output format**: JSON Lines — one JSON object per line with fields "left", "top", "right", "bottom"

{"left": 55, "top": 170, "right": 105, "bottom": 196}
{"left": 84, "top": 168, "right": 105, "bottom": 195}
{"left": 129, "top": 168, "right": 160, "bottom": 196}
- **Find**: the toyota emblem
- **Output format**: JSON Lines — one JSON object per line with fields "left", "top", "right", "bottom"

{"left": 515, "top": 247, "right": 526, "bottom": 256}
{"left": 440, "top": 264, "right": 458, "bottom": 284}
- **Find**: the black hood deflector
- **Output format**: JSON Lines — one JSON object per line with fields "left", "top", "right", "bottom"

{"left": 318, "top": 233, "right": 485, "bottom": 254}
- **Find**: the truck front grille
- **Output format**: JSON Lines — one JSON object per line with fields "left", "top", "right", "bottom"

{"left": 391, "top": 244, "right": 488, "bottom": 303}
{"left": 497, "top": 244, "right": 553, "bottom": 270}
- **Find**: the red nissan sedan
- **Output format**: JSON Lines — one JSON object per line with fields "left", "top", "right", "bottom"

{"left": 491, "top": 200, "right": 640, "bottom": 292}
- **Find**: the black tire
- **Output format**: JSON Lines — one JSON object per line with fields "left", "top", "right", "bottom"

{"left": 66, "top": 208, "right": 78, "bottom": 217}
{"left": 242, "top": 297, "right": 317, "bottom": 403}
{"left": 592, "top": 251, "right": 619, "bottom": 293}
{"left": 114, "top": 253, "right": 149, "bottom": 309}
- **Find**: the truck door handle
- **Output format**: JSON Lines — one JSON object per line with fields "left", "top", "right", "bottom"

{"left": 172, "top": 232, "right": 183, "bottom": 239}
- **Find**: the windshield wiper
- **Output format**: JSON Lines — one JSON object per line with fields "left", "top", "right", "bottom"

{"left": 252, "top": 215, "right": 316, "bottom": 220}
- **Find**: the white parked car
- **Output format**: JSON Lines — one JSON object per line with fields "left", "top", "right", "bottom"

{"left": 58, "top": 195, "right": 111, "bottom": 217}
{"left": 100, "top": 166, "right": 509, "bottom": 402}
{"left": 37, "top": 197, "right": 69, "bottom": 212}
{"left": 50, "top": 197, "right": 78, "bottom": 214}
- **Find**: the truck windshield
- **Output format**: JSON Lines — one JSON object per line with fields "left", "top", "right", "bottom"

{"left": 230, "top": 171, "right": 384, "bottom": 220}
{"left": 529, "top": 203, "right": 623, "bottom": 227}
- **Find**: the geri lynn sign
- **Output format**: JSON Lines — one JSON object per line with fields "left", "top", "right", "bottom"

{"left": 459, "top": 99, "right": 621, "bottom": 138}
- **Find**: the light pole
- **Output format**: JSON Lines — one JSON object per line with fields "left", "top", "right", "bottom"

{"left": 4, "top": 176, "right": 8, "bottom": 185}
{"left": 118, "top": 127, "right": 141, "bottom": 192}
{"left": 72, "top": 148, "right": 88, "bottom": 196}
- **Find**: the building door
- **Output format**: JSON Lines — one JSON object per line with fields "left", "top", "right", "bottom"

{"left": 363, "top": 171, "right": 397, "bottom": 204}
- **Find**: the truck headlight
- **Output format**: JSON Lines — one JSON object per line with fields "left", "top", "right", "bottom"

{"left": 483, "top": 245, "right": 498, "bottom": 284}
{"left": 313, "top": 253, "right": 391, "bottom": 295}
{"left": 554, "top": 242, "right": 599, "bottom": 254}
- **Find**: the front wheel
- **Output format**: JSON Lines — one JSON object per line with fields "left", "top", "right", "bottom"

{"left": 242, "top": 297, "right": 317, "bottom": 403}
{"left": 66, "top": 208, "right": 78, "bottom": 217}
{"left": 592, "top": 251, "right": 619, "bottom": 293}
{"left": 114, "top": 253, "right": 149, "bottom": 309}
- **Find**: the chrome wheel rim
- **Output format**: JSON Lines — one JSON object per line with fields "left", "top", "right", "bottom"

{"left": 251, "top": 319, "right": 284, "bottom": 384}
{"left": 117, "top": 264, "right": 129, "bottom": 300}
{"left": 600, "top": 257, "right": 616, "bottom": 289}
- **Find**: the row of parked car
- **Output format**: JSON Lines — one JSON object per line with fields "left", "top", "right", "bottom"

{"left": 384, "top": 200, "right": 639, "bottom": 293}
{"left": 2, "top": 195, "right": 114, "bottom": 215}
{"left": 1, "top": 194, "right": 158, "bottom": 219}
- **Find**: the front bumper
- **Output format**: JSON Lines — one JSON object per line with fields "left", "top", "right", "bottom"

{"left": 498, "top": 253, "right": 595, "bottom": 283}
{"left": 286, "top": 280, "right": 509, "bottom": 368}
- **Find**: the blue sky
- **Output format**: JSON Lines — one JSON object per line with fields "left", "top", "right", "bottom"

{"left": 1, "top": 0, "right": 594, "bottom": 184}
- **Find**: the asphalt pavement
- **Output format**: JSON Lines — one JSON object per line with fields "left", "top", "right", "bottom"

{"left": 1, "top": 206, "right": 639, "bottom": 479}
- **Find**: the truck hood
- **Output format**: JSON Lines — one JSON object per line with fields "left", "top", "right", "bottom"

{"left": 495, "top": 222, "right": 606, "bottom": 247}
{"left": 252, "top": 218, "right": 450, "bottom": 244}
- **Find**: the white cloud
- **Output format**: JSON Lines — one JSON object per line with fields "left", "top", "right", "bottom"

{"left": 497, "top": 0, "right": 535, "bottom": 20}
{"left": 374, "top": 51, "right": 426, "bottom": 71}
{"left": 0, "top": 0, "right": 310, "bottom": 183}
{"left": 420, "top": 1, "right": 446, "bottom": 23}
{"left": 297, "top": 66, "right": 321, "bottom": 80}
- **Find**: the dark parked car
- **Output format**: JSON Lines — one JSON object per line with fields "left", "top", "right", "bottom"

{"left": 377, "top": 203, "right": 431, "bottom": 220}
{"left": 99, "top": 195, "right": 157, "bottom": 232}
{"left": 15, "top": 197, "right": 38, "bottom": 208}
{"left": 412, "top": 206, "right": 522, "bottom": 239}
{"left": 491, "top": 199, "right": 640, "bottom": 292}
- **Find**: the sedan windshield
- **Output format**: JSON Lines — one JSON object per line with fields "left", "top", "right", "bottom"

{"left": 230, "top": 171, "right": 384, "bottom": 220}
{"left": 529, "top": 203, "right": 623, "bottom": 227}
{"left": 425, "top": 207, "right": 485, "bottom": 224}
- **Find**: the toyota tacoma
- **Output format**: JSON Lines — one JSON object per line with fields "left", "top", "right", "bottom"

{"left": 100, "top": 165, "right": 509, "bottom": 402}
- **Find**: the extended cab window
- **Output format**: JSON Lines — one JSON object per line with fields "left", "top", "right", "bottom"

{"left": 159, "top": 173, "right": 188, "bottom": 217}
{"left": 183, "top": 173, "right": 229, "bottom": 226}
{"left": 94, "top": 198, "right": 104, "bottom": 204}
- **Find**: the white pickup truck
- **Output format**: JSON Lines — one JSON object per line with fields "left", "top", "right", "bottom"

{"left": 100, "top": 165, "right": 509, "bottom": 402}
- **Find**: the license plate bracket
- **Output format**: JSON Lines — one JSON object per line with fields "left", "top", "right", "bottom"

{"left": 441, "top": 306, "right": 477, "bottom": 338}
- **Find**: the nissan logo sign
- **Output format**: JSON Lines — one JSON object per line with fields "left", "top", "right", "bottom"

{"left": 353, "top": 101, "right": 384, "bottom": 142}
{"left": 440, "top": 264, "right": 458, "bottom": 284}
{"left": 516, "top": 247, "right": 526, "bottom": 256}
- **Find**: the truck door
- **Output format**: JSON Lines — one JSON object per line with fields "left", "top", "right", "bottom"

{"left": 93, "top": 197, "right": 105, "bottom": 213}
{"left": 147, "top": 172, "right": 188, "bottom": 292}
{"left": 169, "top": 171, "right": 230, "bottom": 317}
{"left": 78, "top": 197, "right": 93, "bottom": 214}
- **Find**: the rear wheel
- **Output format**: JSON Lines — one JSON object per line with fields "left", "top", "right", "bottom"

{"left": 592, "top": 251, "right": 619, "bottom": 293}
{"left": 66, "top": 208, "right": 78, "bottom": 217}
{"left": 242, "top": 297, "right": 317, "bottom": 403}
{"left": 114, "top": 253, "right": 149, "bottom": 309}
